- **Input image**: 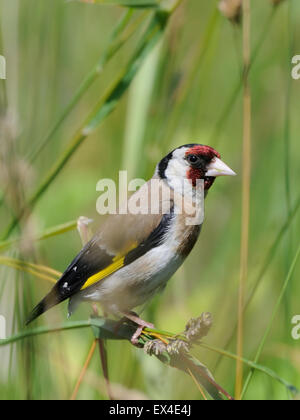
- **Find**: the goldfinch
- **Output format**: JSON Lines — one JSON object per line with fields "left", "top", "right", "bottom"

{"left": 27, "top": 144, "right": 236, "bottom": 343}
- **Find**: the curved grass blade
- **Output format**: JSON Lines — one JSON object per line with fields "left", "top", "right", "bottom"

{"left": 0, "top": 317, "right": 156, "bottom": 347}
{"left": 27, "top": 9, "right": 143, "bottom": 164}
{"left": 201, "top": 343, "right": 298, "bottom": 397}
{"left": 0, "top": 256, "right": 60, "bottom": 283}
{"left": 122, "top": 38, "right": 162, "bottom": 179}
{"left": 242, "top": 242, "right": 300, "bottom": 398}
{"left": 0, "top": 220, "right": 78, "bottom": 252}
{"left": 1, "top": 11, "right": 172, "bottom": 241}
{"left": 0, "top": 320, "right": 93, "bottom": 346}
{"left": 215, "top": 194, "right": 300, "bottom": 370}
{"left": 0, "top": 314, "right": 227, "bottom": 400}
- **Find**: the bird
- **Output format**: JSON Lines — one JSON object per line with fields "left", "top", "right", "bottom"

{"left": 27, "top": 144, "right": 236, "bottom": 344}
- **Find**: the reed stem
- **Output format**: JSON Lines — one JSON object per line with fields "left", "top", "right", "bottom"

{"left": 235, "top": 0, "right": 251, "bottom": 400}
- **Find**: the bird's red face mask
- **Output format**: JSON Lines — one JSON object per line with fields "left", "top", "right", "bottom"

{"left": 185, "top": 145, "right": 236, "bottom": 190}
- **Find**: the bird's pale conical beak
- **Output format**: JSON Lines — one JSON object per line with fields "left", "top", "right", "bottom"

{"left": 205, "top": 157, "right": 236, "bottom": 177}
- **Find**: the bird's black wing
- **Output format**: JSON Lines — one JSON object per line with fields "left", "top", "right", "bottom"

{"left": 26, "top": 238, "right": 114, "bottom": 324}
{"left": 26, "top": 209, "right": 174, "bottom": 324}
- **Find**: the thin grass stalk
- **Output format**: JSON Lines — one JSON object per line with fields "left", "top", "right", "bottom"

{"left": 0, "top": 220, "right": 78, "bottom": 252}
{"left": 0, "top": 256, "right": 60, "bottom": 283}
{"left": 0, "top": 10, "right": 142, "bottom": 214}
{"left": 98, "top": 338, "right": 114, "bottom": 400}
{"left": 214, "top": 193, "right": 300, "bottom": 372}
{"left": 26, "top": 9, "right": 142, "bottom": 163}
{"left": 214, "top": 2, "right": 299, "bottom": 375}
{"left": 202, "top": 343, "right": 298, "bottom": 395}
{"left": 0, "top": 320, "right": 93, "bottom": 346}
{"left": 0, "top": 319, "right": 179, "bottom": 347}
{"left": 212, "top": 7, "right": 276, "bottom": 146}
{"left": 70, "top": 340, "right": 97, "bottom": 400}
{"left": 183, "top": 356, "right": 234, "bottom": 401}
{"left": 1, "top": 10, "right": 173, "bottom": 241}
{"left": 235, "top": 0, "right": 251, "bottom": 400}
{"left": 122, "top": 39, "right": 162, "bottom": 179}
{"left": 77, "top": 218, "right": 114, "bottom": 401}
{"left": 283, "top": 2, "right": 294, "bottom": 219}
{"left": 0, "top": 192, "right": 4, "bottom": 210}
{"left": 241, "top": 242, "right": 300, "bottom": 398}
{"left": 0, "top": 314, "right": 225, "bottom": 399}
{"left": 187, "top": 368, "right": 208, "bottom": 400}
{"left": 161, "top": 7, "right": 220, "bottom": 148}
{"left": 0, "top": 11, "right": 139, "bottom": 216}
{"left": 231, "top": 21, "right": 242, "bottom": 74}
{"left": 0, "top": 256, "right": 61, "bottom": 277}
{"left": 1, "top": 315, "right": 297, "bottom": 396}
{"left": 282, "top": 0, "right": 295, "bottom": 326}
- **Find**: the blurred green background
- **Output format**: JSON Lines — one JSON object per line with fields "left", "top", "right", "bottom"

{"left": 0, "top": 0, "right": 300, "bottom": 400}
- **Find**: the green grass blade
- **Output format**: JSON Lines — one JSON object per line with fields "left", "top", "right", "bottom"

{"left": 27, "top": 9, "right": 140, "bottom": 164}
{"left": 212, "top": 8, "right": 276, "bottom": 145}
{"left": 0, "top": 321, "right": 93, "bottom": 346}
{"left": 202, "top": 343, "right": 298, "bottom": 396}
{"left": 75, "top": 0, "right": 182, "bottom": 12}
{"left": 0, "top": 220, "right": 78, "bottom": 252}
{"left": 122, "top": 38, "right": 162, "bottom": 179}
{"left": 283, "top": 2, "right": 294, "bottom": 219}
{"left": 0, "top": 255, "right": 61, "bottom": 282}
{"left": 1, "top": 11, "right": 171, "bottom": 241}
{"left": 215, "top": 193, "right": 300, "bottom": 370}
{"left": 242, "top": 242, "right": 300, "bottom": 398}
{"left": 161, "top": 6, "right": 221, "bottom": 148}
{"left": 0, "top": 314, "right": 226, "bottom": 401}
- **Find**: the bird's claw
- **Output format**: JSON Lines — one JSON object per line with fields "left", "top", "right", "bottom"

{"left": 130, "top": 320, "right": 155, "bottom": 347}
{"left": 118, "top": 312, "right": 154, "bottom": 347}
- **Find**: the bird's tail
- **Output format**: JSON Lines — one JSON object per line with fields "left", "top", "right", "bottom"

{"left": 26, "top": 287, "right": 61, "bottom": 325}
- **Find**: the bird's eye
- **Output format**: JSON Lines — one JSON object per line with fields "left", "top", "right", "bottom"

{"left": 187, "top": 154, "right": 199, "bottom": 164}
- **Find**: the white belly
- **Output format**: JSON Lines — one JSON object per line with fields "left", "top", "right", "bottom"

{"left": 72, "top": 211, "right": 201, "bottom": 315}
{"left": 80, "top": 243, "right": 183, "bottom": 313}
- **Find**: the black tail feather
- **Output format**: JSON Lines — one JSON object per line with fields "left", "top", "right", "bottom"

{"left": 26, "top": 287, "right": 61, "bottom": 325}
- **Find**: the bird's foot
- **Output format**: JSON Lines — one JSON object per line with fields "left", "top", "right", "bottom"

{"left": 120, "top": 312, "right": 154, "bottom": 347}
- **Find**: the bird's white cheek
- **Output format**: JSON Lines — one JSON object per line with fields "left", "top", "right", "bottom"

{"left": 164, "top": 160, "right": 191, "bottom": 195}
{"left": 165, "top": 159, "right": 188, "bottom": 179}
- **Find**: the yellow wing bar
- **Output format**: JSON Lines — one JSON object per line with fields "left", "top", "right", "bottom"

{"left": 81, "top": 257, "right": 125, "bottom": 290}
{"left": 80, "top": 241, "right": 138, "bottom": 291}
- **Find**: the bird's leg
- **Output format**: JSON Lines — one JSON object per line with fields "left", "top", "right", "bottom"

{"left": 122, "top": 311, "right": 155, "bottom": 346}
{"left": 92, "top": 303, "right": 99, "bottom": 316}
